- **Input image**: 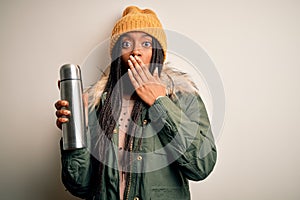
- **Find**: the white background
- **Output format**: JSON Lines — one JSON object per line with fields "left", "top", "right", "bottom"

{"left": 0, "top": 0, "right": 299, "bottom": 199}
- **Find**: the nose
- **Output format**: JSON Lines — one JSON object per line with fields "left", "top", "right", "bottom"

{"left": 131, "top": 51, "right": 142, "bottom": 57}
{"left": 131, "top": 44, "right": 142, "bottom": 56}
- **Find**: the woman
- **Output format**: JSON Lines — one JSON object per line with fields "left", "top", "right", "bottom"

{"left": 55, "top": 6, "right": 217, "bottom": 200}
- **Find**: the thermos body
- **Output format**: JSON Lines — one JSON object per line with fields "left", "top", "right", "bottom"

{"left": 60, "top": 64, "right": 86, "bottom": 150}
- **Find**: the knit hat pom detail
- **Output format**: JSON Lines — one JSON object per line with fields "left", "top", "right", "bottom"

{"left": 122, "top": 6, "right": 157, "bottom": 17}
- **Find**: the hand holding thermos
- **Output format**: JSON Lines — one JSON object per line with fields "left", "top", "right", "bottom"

{"left": 55, "top": 64, "right": 87, "bottom": 150}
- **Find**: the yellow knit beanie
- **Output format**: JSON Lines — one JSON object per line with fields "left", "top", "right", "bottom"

{"left": 110, "top": 6, "right": 167, "bottom": 60}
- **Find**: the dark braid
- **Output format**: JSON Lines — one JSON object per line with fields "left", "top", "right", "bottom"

{"left": 92, "top": 39, "right": 124, "bottom": 195}
{"left": 97, "top": 39, "right": 123, "bottom": 140}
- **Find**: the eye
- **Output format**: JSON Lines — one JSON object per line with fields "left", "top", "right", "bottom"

{"left": 142, "top": 41, "right": 152, "bottom": 48}
{"left": 121, "top": 41, "right": 132, "bottom": 49}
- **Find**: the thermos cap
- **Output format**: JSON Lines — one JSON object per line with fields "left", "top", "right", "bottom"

{"left": 60, "top": 64, "right": 81, "bottom": 80}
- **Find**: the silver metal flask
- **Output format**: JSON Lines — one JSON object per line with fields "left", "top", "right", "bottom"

{"left": 60, "top": 64, "right": 86, "bottom": 150}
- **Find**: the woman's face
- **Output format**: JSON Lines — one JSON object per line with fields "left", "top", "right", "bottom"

{"left": 120, "top": 32, "right": 153, "bottom": 70}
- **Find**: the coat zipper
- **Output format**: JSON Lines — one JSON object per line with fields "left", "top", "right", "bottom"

{"left": 125, "top": 139, "right": 134, "bottom": 200}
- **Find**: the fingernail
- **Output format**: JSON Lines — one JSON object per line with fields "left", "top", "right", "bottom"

{"left": 65, "top": 110, "right": 71, "bottom": 115}
{"left": 61, "top": 117, "right": 68, "bottom": 122}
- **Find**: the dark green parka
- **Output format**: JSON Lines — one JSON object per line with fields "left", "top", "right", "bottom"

{"left": 60, "top": 64, "right": 217, "bottom": 200}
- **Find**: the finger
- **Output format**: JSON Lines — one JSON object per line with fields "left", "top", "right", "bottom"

{"left": 129, "top": 56, "right": 148, "bottom": 81}
{"left": 56, "top": 117, "right": 69, "bottom": 130}
{"left": 128, "top": 60, "right": 143, "bottom": 85}
{"left": 134, "top": 55, "right": 147, "bottom": 69}
{"left": 55, "top": 100, "right": 69, "bottom": 110}
{"left": 129, "top": 55, "right": 140, "bottom": 66}
{"left": 134, "top": 56, "right": 152, "bottom": 79}
{"left": 128, "top": 69, "right": 140, "bottom": 89}
{"left": 56, "top": 109, "right": 71, "bottom": 118}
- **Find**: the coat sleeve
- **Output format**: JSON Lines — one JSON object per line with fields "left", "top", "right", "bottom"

{"left": 148, "top": 93, "right": 217, "bottom": 181}
{"left": 60, "top": 140, "right": 93, "bottom": 199}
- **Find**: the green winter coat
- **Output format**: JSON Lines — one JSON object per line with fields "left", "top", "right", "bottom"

{"left": 60, "top": 64, "right": 217, "bottom": 200}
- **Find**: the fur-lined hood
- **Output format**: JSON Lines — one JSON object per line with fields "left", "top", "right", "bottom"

{"left": 85, "top": 62, "right": 198, "bottom": 109}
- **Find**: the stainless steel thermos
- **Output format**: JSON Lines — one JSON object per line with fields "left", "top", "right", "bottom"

{"left": 60, "top": 64, "right": 86, "bottom": 150}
